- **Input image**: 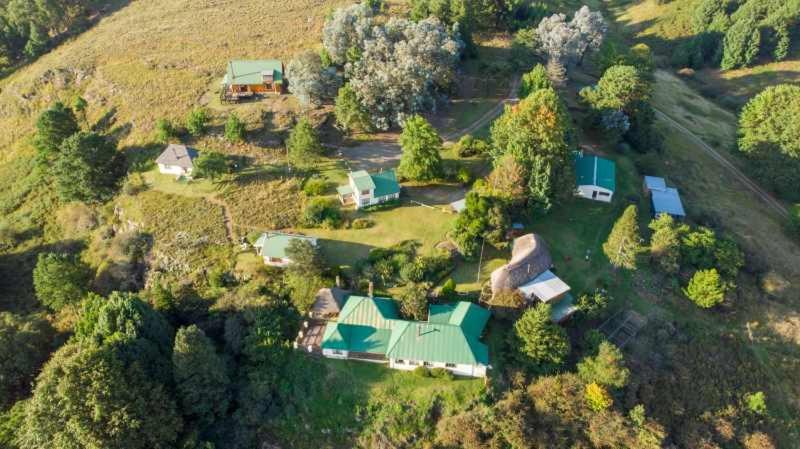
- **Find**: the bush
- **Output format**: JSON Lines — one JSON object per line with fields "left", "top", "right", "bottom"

{"left": 684, "top": 269, "right": 726, "bottom": 308}
{"left": 429, "top": 367, "right": 454, "bottom": 380}
{"left": 439, "top": 278, "right": 456, "bottom": 300}
{"left": 456, "top": 167, "right": 471, "bottom": 185}
{"left": 186, "top": 108, "right": 209, "bottom": 136}
{"left": 302, "top": 177, "right": 330, "bottom": 196}
{"left": 302, "top": 197, "right": 342, "bottom": 228}
{"left": 351, "top": 218, "right": 374, "bottom": 229}
{"left": 154, "top": 119, "right": 176, "bottom": 143}
{"left": 413, "top": 366, "right": 430, "bottom": 377}
{"left": 453, "top": 134, "right": 489, "bottom": 158}
{"left": 224, "top": 113, "right": 246, "bottom": 142}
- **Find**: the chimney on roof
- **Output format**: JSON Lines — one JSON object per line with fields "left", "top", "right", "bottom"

{"left": 368, "top": 281, "right": 374, "bottom": 297}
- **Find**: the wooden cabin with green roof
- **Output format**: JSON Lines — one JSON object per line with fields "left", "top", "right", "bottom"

{"left": 221, "top": 59, "right": 284, "bottom": 101}
{"left": 253, "top": 231, "right": 317, "bottom": 267}
{"left": 337, "top": 169, "right": 401, "bottom": 210}
{"left": 311, "top": 295, "right": 491, "bottom": 378}
{"left": 574, "top": 152, "right": 616, "bottom": 203}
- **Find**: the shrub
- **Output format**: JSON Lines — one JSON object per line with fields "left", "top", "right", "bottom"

{"left": 351, "top": 218, "right": 374, "bottom": 229}
{"left": 576, "top": 288, "right": 610, "bottom": 319}
{"left": 287, "top": 118, "right": 323, "bottom": 166}
{"left": 684, "top": 269, "right": 726, "bottom": 308}
{"left": 453, "top": 134, "right": 489, "bottom": 158}
{"left": 224, "top": 113, "right": 246, "bottom": 142}
{"left": 456, "top": 167, "right": 471, "bottom": 185}
{"left": 585, "top": 382, "right": 613, "bottom": 411}
{"left": 429, "top": 367, "right": 454, "bottom": 380}
{"left": 33, "top": 253, "right": 92, "bottom": 311}
{"left": 302, "top": 177, "right": 330, "bottom": 196}
{"left": 154, "top": 119, "right": 176, "bottom": 143}
{"left": 439, "top": 278, "right": 456, "bottom": 300}
{"left": 186, "top": 108, "right": 209, "bottom": 136}
{"left": 413, "top": 366, "right": 430, "bottom": 377}
{"left": 302, "top": 197, "right": 342, "bottom": 228}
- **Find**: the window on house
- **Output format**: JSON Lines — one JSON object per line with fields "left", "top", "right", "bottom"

{"left": 332, "top": 350, "right": 343, "bottom": 355}
{"left": 592, "top": 191, "right": 598, "bottom": 199}
{"left": 396, "top": 359, "right": 405, "bottom": 364}
{"left": 445, "top": 363, "right": 456, "bottom": 368}
{"left": 269, "top": 257, "right": 282, "bottom": 263}
{"left": 423, "top": 361, "right": 432, "bottom": 367}
{"left": 599, "top": 192, "right": 610, "bottom": 197}
{"left": 361, "top": 189, "right": 371, "bottom": 195}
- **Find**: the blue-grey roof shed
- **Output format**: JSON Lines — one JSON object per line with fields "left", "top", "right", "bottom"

{"left": 651, "top": 187, "right": 686, "bottom": 218}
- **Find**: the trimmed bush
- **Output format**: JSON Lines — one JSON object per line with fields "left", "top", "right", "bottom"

{"left": 413, "top": 366, "right": 430, "bottom": 377}
{"left": 351, "top": 218, "right": 374, "bottom": 229}
{"left": 429, "top": 367, "right": 454, "bottom": 380}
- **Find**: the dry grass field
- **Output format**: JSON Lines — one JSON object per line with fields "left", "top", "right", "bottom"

{"left": 0, "top": 0, "right": 350, "bottom": 161}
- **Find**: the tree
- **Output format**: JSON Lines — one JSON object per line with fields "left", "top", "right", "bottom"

{"left": 738, "top": 84, "right": 800, "bottom": 159}
{"left": 490, "top": 88, "right": 575, "bottom": 209}
{"left": 511, "top": 304, "right": 570, "bottom": 370}
{"left": 721, "top": 16, "right": 760, "bottom": 70}
{"left": 649, "top": 213, "right": 681, "bottom": 274}
{"left": 398, "top": 282, "right": 429, "bottom": 320}
{"left": 18, "top": 344, "right": 182, "bottom": 449}
{"left": 681, "top": 226, "right": 717, "bottom": 269}
{"left": 603, "top": 205, "right": 643, "bottom": 270}
{"left": 285, "top": 272, "right": 326, "bottom": 313}
{"left": 34, "top": 101, "right": 79, "bottom": 159}
{"left": 585, "top": 382, "right": 613, "bottom": 412}
{"left": 285, "top": 239, "right": 326, "bottom": 277}
{"left": 287, "top": 117, "right": 323, "bottom": 166}
{"left": 577, "top": 341, "right": 629, "bottom": 388}
{"left": 193, "top": 151, "right": 227, "bottom": 180}
{"left": 322, "top": 4, "right": 374, "bottom": 65}
{"left": 173, "top": 325, "right": 230, "bottom": 427}
{"left": 488, "top": 289, "right": 525, "bottom": 319}
{"left": 154, "top": 118, "right": 176, "bottom": 143}
{"left": 0, "top": 313, "right": 54, "bottom": 409}
{"left": 185, "top": 108, "right": 209, "bottom": 136}
{"left": 485, "top": 154, "right": 526, "bottom": 204}
{"left": 334, "top": 83, "right": 372, "bottom": 133}
{"left": 519, "top": 63, "right": 552, "bottom": 98}
{"left": 536, "top": 7, "right": 607, "bottom": 70}
{"left": 580, "top": 65, "right": 651, "bottom": 113}
{"left": 224, "top": 113, "right": 246, "bottom": 142}
{"left": 346, "top": 16, "right": 462, "bottom": 129}
{"left": 714, "top": 236, "right": 744, "bottom": 279}
{"left": 576, "top": 288, "right": 609, "bottom": 319}
{"left": 301, "top": 197, "right": 342, "bottom": 228}
{"left": 684, "top": 269, "right": 726, "bottom": 308}
{"left": 53, "top": 131, "right": 125, "bottom": 202}
{"left": 286, "top": 51, "right": 341, "bottom": 108}
{"left": 33, "top": 252, "right": 91, "bottom": 311}
{"left": 397, "top": 115, "right": 443, "bottom": 181}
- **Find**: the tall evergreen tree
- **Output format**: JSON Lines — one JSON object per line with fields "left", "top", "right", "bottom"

{"left": 398, "top": 115, "right": 443, "bottom": 181}
{"left": 684, "top": 269, "right": 726, "bottom": 308}
{"left": 511, "top": 304, "right": 570, "bottom": 372}
{"left": 648, "top": 213, "right": 681, "bottom": 274}
{"left": 32, "top": 252, "right": 91, "bottom": 311}
{"left": 173, "top": 325, "right": 230, "bottom": 427}
{"left": 577, "top": 341, "right": 629, "bottom": 388}
{"left": 603, "top": 205, "right": 643, "bottom": 270}
{"left": 287, "top": 117, "right": 323, "bottom": 166}
{"left": 53, "top": 132, "right": 124, "bottom": 203}
{"left": 34, "top": 101, "right": 79, "bottom": 159}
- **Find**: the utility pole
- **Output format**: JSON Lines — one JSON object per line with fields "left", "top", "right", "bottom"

{"left": 476, "top": 238, "right": 485, "bottom": 284}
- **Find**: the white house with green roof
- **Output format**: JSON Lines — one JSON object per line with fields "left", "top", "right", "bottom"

{"left": 221, "top": 60, "right": 284, "bottom": 100}
{"left": 317, "top": 295, "right": 491, "bottom": 378}
{"left": 253, "top": 232, "right": 317, "bottom": 267}
{"left": 336, "top": 169, "right": 401, "bottom": 210}
{"left": 574, "top": 152, "right": 616, "bottom": 203}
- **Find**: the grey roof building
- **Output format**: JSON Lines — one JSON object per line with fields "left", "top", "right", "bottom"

{"left": 155, "top": 144, "right": 199, "bottom": 170}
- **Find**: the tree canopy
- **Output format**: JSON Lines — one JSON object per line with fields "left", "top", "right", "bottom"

{"left": 173, "top": 325, "right": 230, "bottom": 427}
{"left": 287, "top": 118, "right": 323, "bottom": 166}
{"left": 603, "top": 205, "right": 643, "bottom": 270}
{"left": 32, "top": 252, "right": 91, "bottom": 311}
{"left": 511, "top": 304, "right": 570, "bottom": 371}
{"left": 53, "top": 131, "right": 125, "bottom": 203}
{"left": 398, "top": 115, "right": 443, "bottom": 181}
{"left": 34, "top": 102, "right": 79, "bottom": 160}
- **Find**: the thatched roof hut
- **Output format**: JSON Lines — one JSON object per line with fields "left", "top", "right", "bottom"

{"left": 490, "top": 234, "right": 553, "bottom": 296}
{"left": 311, "top": 287, "right": 350, "bottom": 319}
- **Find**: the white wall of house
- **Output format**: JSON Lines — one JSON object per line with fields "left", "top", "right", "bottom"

{"left": 388, "top": 358, "right": 487, "bottom": 378}
{"left": 354, "top": 192, "right": 400, "bottom": 210}
{"left": 158, "top": 163, "right": 191, "bottom": 176}
{"left": 576, "top": 185, "right": 613, "bottom": 203}
{"left": 322, "top": 348, "right": 349, "bottom": 359}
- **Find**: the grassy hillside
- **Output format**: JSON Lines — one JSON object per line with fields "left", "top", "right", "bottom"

{"left": 0, "top": 0, "right": 351, "bottom": 158}
{"left": 611, "top": 0, "right": 800, "bottom": 108}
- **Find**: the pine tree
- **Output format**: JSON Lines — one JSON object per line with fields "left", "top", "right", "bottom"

{"left": 577, "top": 341, "right": 629, "bottom": 388}
{"left": 648, "top": 213, "right": 681, "bottom": 274}
{"left": 173, "top": 325, "right": 230, "bottom": 426}
{"left": 224, "top": 113, "right": 246, "bottom": 142}
{"left": 287, "top": 117, "right": 323, "bottom": 166}
{"left": 334, "top": 83, "right": 372, "bottom": 133}
{"left": 398, "top": 115, "right": 443, "bottom": 181}
{"left": 684, "top": 268, "right": 726, "bottom": 308}
{"left": 603, "top": 205, "right": 643, "bottom": 270}
{"left": 511, "top": 304, "right": 570, "bottom": 371}
{"left": 519, "top": 63, "right": 552, "bottom": 98}
{"left": 546, "top": 58, "right": 567, "bottom": 88}
{"left": 34, "top": 102, "right": 79, "bottom": 159}
{"left": 53, "top": 132, "right": 124, "bottom": 202}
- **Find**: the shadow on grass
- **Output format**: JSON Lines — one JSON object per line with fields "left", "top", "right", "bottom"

{"left": 318, "top": 239, "right": 376, "bottom": 270}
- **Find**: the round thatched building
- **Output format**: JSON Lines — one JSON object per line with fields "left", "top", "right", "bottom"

{"left": 490, "top": 234, "right": 553, "bottom": 296}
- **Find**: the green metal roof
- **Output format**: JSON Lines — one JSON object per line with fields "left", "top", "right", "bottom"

{"left": 223, "top": 60, "right": 283, "bottom": 86}
{"left": 253, "top": 233, "right": 315, "bottom": 259}
{"left": 550, "top": 293, "right": 578, "bottom": 323}
{"left": 321, "top": 298, "right": 490, "bottom": 366}
{"left": 385, "top": 321, "right": 489, "bottom": 365}
{"left": 349, "top": 170, "right": 376, "bottom": 192}
{"left": 371, "top": 170, "right": 401, "bottom": 197}
{"left": 575, "top": 153, "right": 615, "bottom": 192}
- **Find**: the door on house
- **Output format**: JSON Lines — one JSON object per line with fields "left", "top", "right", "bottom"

{"left": 592, "top": 191, "right": 598, "bottom": 199}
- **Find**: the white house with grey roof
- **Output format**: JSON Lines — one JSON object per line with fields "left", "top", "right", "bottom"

{"left": 156, "top": 144, "right": 199, "bottom": 177}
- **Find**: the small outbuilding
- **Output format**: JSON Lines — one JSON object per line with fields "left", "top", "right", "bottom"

{"left": 643, "top": 176, "right": 686, "bottom": 219}
{"left": 253, "top": 232, "right": 317, "bottom": 267}
{"left": 156, "top": 144, "right": 199, "bottom": 177}
{"left": 574, "top": 152, "right": 615, "bottom": 202}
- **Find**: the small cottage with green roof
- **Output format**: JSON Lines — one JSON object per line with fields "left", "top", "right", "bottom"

{"left": 574, "top": 152, "right": 616, "bottom": 203}
{"left": 317, "top": 296, "right": 491, "bottom": 377}
{"left": 221, "top": 60, "right": 284, "bottom": 101}
{"left": 253, "top": 232, "right": 317, "bottom": 267}
{"left": 337, "top": 169, "right": 401, "bottom": 210}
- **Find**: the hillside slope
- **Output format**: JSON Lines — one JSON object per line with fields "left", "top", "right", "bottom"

{"left": 0, "top": 0, "right": 348, "bottom": 160}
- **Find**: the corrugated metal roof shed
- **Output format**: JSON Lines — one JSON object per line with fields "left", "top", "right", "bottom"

{"left": 224, "top": 60, "right": 283, "bottom": 86}
{"left": 644, "top": 176, "right": 666, "bottom": 192}
{"left": 253, "top": 233, "right": 317, "bottom": 259}
{"left": 651, "top": 187, "right": 686, "bottom": 217}
{"left": 385, "top": 321, "right": 489, "bottom": 365}
{"left": 575, "top": 153, "right": 616, "bottom": 191}
{"left": 549, "top": 293, "right": 578, "bottom": 323}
